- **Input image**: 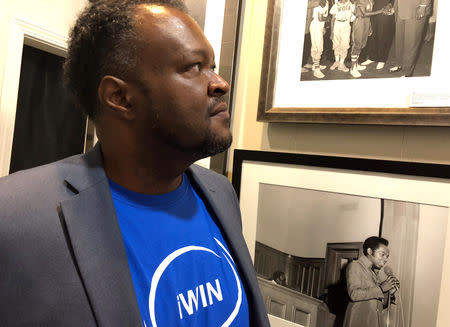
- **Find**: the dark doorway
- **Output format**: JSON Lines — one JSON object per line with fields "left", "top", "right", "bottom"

{"left": 324, "top": 242, "right": 363, "bottom": 327}
{"left": 9, "top": 45, "right": 86, "bottom": 174}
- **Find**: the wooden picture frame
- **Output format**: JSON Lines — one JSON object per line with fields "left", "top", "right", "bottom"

{"left": 257, "top": 0, "right": 450, "bottom": 125}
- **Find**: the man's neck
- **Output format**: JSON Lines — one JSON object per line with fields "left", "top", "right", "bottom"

{"left": 101, "top": 146, "right": 194, "bottom": 195}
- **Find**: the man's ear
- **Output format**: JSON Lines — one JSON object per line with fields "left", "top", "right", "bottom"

{"left": 367, "top": 248, "right": 373, "bottom": 256}
{"left": 98, "top": 75, "right": 135, "bottom": 120}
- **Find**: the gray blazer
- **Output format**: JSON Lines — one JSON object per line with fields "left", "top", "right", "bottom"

{"left": 0, "top": 145, "right": 269, "bottom": 327}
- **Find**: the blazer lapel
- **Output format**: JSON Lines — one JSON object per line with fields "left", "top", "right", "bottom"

{"left": 186, "top": 166, "right": 251, "bottom": 262}
{"left": 186, "top": 167, "right": 262, "bottom": 320}
{"left": 59, "top": 146, "right": 142, "bottom": 327}
{"left": 358, "top": 256, "right": 379, "bottom": 285}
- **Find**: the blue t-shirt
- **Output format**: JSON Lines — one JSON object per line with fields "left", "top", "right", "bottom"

{"left": 109, "top": 175, "right": 249, "bottom": 327}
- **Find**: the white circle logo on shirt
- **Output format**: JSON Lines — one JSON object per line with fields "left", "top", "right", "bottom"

{"left": 147, "top": 238, "right": 242, "bottom": 326}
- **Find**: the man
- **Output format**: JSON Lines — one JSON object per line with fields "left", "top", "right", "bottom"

{"left": 343, "top": 236, "right": 399, "bottom": 327}
{"left": 0, "top": 0, "right": 269, "bottom": 326}
{"left": 271, "top": 271, "right": 287, "bottom": 286}
{"left": 360, "top": 0, "right": 395, "bottom": 70}
{"left": 309, "top": 0, "right": 329, "bottom": 78}
{"left": 302, "top": 0, "right": 322, "bottom": 73}
{"left": 329, "top": 0, "right": 355, "bottom": 73}
{"left": 389, "top": 0, "right": 432, "bottom": 76}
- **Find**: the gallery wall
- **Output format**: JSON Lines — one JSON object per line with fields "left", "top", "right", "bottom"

{"left": 230, "top": 0, "right": 450, "bottom": 325}
{"left": 229, "top": 0, "right": 450, "bottom": 171}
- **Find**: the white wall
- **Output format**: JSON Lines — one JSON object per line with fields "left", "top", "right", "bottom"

{"left": 412, "top": 204, "right": 448, "bottom": 327}
{"left": 256, "top": 184, "right": 380, "bottom": 258}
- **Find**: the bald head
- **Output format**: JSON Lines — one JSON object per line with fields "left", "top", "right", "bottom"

{"left": 131, "top": 5, "right": 213, "bottom": 75}
{"left": 135, "top": 4, "right": 202, "bottom": 37}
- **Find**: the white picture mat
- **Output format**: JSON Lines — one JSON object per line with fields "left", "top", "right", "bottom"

{"left": 239, "top": 160, "right": 450, "bottom": 326}
{"left": 269, "top": 314, "right": 304, "bottom": 327}
{"left": 204, "top": 0, "right": 226, "bottom": 73}
{"left": 273, "top": 0, "right": 449, "bottom": 108}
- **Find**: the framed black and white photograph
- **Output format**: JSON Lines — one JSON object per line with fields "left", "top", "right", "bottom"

{"left": 300, "top": 0, "right": 437, "bottom": 82}
{"left": 257, "top": 0, "right": 450, "bottom": 125}
{"left": 232, "top": 149, "right": 450, "bottom": 327}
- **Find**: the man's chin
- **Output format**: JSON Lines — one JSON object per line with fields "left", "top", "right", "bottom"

{"left": 195, "top": 133, "right": 232, "bottom": 159}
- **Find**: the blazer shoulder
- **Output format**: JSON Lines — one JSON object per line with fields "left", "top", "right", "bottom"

{"left": 347, "top": 259, "right": 365, "bottom": 273}
{"left": 0, "top": 153, "right": 86, "bottom": 206}
{"left": 1, "top": 153, "right": 80, "bottom": 182}
{"left": 347, "top": 259, "right": 376, "bottom": 282}
{"left": 188, "top": 164, "right": 241, "bottom": 225}
{"left": 189, "top": 164, "right": 233, "bottom": 188}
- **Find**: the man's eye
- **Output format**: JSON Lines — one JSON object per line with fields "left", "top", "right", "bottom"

{"left": 187, "top": 63, "right": 201, "bottom": 72}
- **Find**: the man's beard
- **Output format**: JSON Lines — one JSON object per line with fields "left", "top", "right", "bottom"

{"left": 194, "top": 125, "right": 233, "bottom": 159}
{"left": 152, "top": 117, "right": 233, "bottom": 161}
{"left": 194, "top": 97, "right": 233, "bottom": 158}
{"left": 140, "top": 88, "right": 232, "bottom": 160}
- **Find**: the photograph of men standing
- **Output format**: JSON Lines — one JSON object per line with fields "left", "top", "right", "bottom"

{"left": 343, "top": 236, "right": 400, "bottom": 327}
{"left": 0, "top": 0, "right": 269, "bottom": 326}
{"left": 389, "top": 0, "right": 432, "bottom": 76}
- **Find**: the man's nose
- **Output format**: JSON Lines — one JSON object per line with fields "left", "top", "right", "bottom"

{"left": 208, "top": 73, "right": 230, "bottom": 97}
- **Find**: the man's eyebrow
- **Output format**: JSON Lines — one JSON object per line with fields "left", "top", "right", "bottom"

{"left": 186, "top": 48, "right": 214, "bottom": 61}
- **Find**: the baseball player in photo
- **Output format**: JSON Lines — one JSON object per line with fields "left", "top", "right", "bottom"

{"left": 309, "top": 0, "right": 329, "bottom": 78}
{"left": 329, "top": 0, "right": 355, "bottom": 72}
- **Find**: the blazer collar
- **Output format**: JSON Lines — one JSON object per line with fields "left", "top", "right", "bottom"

{"left": 186, "top": 167, "right": 264, "bottom": 325}
{"left": 64, "top": 143, "right": 106, "bottom": 193}
{"left": 358, "top": 255, "right": 379, "bottom": 283}
{"left": 60, "top": 144, "right": 142, "bottom": 327}
{"left": 359, "top": 255, "right": 374, "bottom": 270}
{"left": 185, "top": 166, "right": 244, "bottom": 255}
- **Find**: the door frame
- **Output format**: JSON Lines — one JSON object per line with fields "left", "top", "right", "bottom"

{"left": 0, "top": 18, "right": 67, "bottom": 176}
{"left": 0, "top": 18, "right": 95, "bottom": 177}
{"left": 323, "top": 242, "right": 363, "bottom": 292}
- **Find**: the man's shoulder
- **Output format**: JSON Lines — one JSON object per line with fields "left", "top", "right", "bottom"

{"left": 0, "top": 152, "right": 90, "bottom": 208}
{"left": 189, "top": 164, "right": 231, "bottom": 186}
{"left": 348, "top": 256, "right": 373, "bottom": 274}
{"left": 0, "top": 153, "right": 95, "bottom": 240}
{"left": 347, "top": 258, "right": 364, "bottom": 270}
{"left": 0, "top": 154, "right": 83, "bottom": 188}
{"left": 0, "top": 144, "right": 104, "bottom": 195}
{"left": 187, "top": 164, "right": 238, "bottom": 203}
